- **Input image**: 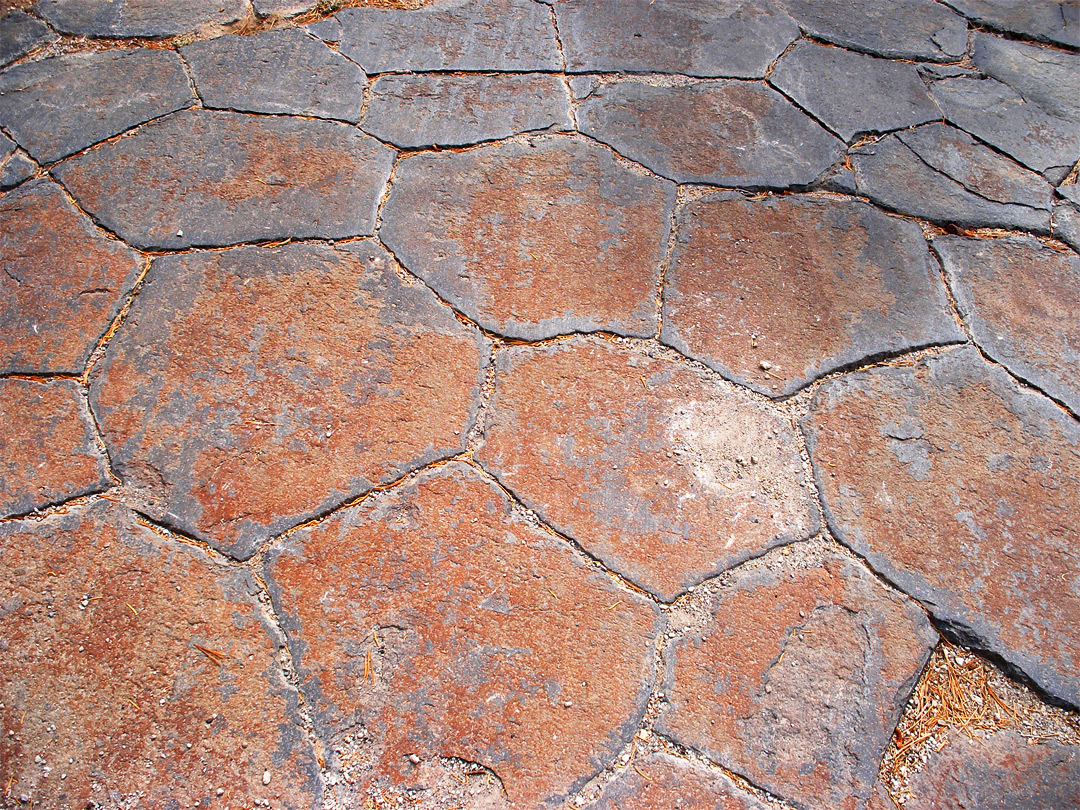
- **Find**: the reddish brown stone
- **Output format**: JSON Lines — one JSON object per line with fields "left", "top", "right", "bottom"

{"left": 263, "top": 462, "right": 662, "bottom": 809}
{"left": 802, "top": 347, "right": 1080, "bottom": 708}
{"left": 381, "top": 136, "right": 674, "bottom": 340}
{"left": 0, "top": 500, "right": 321, "bottom": 808}
{"left": 477, "top": 338, "right": 817, "bottom": 601}
{"left": 589, "top": 753, "right": 772, "bottom": 810}
{"left": 90, "top": 242, "right": 487, "bottom": 559}
{"left": 0, "top": 179, "right": 142, "bottom": 374}
{"left": 934, "top": 234, "right": 1080, "bottom": 416}
{"left": 0, "top": 378, "right": 109, "bottom": 518}
{"left": 661, "top": 193, "right": 964, "bottom": 397}
{"left": 658, "top": 551, "right": 937, "bottom": 810}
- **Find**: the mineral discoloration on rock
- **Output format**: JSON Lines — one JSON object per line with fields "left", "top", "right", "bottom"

{"left": 381, "top": 137, "right": 674, "bottom": 340}
{"left": 90, "top": 242, "right": 487, "bottom": 559}
{"left": 0, "top": 500, "right": 321, "bottom": 808}
{"left": 35, "top": 0, "right": 248, "bottom": 37}
{"left": 658, "top": 551, "right": 937, "bottom": 810}
{"left": 54, "top": 109, "right": 395, "bottom": 249}
{"left": 264, "top": 462, "right": 662, "bottom": 809}
{"left": 477, "top": 338, "right": 817, "bottom": 601}
{"left": 803, "top": 347, "right": 1080, "bottom": 708}
{"left": 0, "top": 179, "right": 142, "bottom": 375}
{"left": 661, "top": 193, "right": 964, "bottom": 397}
{"left": 589, "top": 753, "right": 772, "bottom": 810}
{"left": 578, "top": 79, "right": 842, "bottom": 188}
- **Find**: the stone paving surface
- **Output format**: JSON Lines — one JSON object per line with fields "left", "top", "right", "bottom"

{"left": 0, "top": 1, "right": 1077, "bottom": 809}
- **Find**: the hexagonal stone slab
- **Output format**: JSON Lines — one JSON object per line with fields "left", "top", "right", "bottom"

{"left": 381, "top": 137, "right": 674, "bottom": 340}
{"left": 769, "top": 41, "right": 939, "bottom": 141}
{"left": 0, "top": 379, "right": 109, "bottom": 518}
{"left": 776, "top": 0, "right": 969, "bottom": 60}
{"left": 0, "top": 49, "right": 194, "bottom": 164}
{"left": 90, "top": 242, "right": 487, "bottom": 559}
{"left": 802, "top": 347, "right": 1080, "bottom": 708}
{"left": 554, "top": 0, "right": 799, "bottom": 79}
{"left": 578, "top": 79, "right": 842, "bottom": 188}
{"left": 942, "top": 0, "right": 1078, "bottom": 47}
{"left": 263, "top": 462, "right": 662, "bottom": 808}
{"left": 362, "top": 73, "right": 571, "bottom": 148}
{"left": 935, "top": 236, "right": 1080, "bottom": 416}
{"left": 54, "top": 109, "right": 394, "bottom": 250}
{"left": 589, "top": 753, "right": 772, "bottom": 810}
{"left": 477, "top": 338, "right": 817, "bottom": 602}
{"left": 851, "top": 124, "right": 1053, "bottom": 233}
{"left": 0, "top": 501, "right": 321, "bottom": 808}
{"left": 661, "top": 193, "right": 964, "bottom": 397}
{"left": 971, "top": 32, "right": 1080, "bottom": 121}
{"left": 0, "top": 10, "right": 56, "bottom": 68}
{"left": 657, "top": 550, "right": 936, "bottom": 810}
{"left": 181, "top": 28, "right": 366, "bottom": 122}
{"left": 34, "top": 0, "right": 247, "bottom": 37}
{"left": 311, "top": 0, "right": 560, "bottom": 72}
{"left": 1, "top": 179, "right": 142, "bottom": 375}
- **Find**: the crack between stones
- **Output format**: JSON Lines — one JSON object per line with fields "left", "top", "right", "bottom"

{"left": 0, "top": 487, "right": 116, "bottom": 525}
{"left": 173, "top": 46, "right": 205, "bottom": 105}
{"left": 652, "top": 185, "right": 686, "bottom": 340}
{"left": 546, "top": 0, "right": 568, "bottom": 73}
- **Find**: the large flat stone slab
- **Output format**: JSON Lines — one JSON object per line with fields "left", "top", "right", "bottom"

{"left": 0, "top": 379, "right": 109, "bottom": 518}
{"left": 0, "top": 501, "right": 321, "bottom": 808}
{"left": 1, "top": 179, "right": 142, "bottom": 375}
{"left": 311, "top": 0, "right": 560, "bottom": 72}
{"left": 658, "top": 550, "right": 936, "bottom": 810}
{"left": 943, "top": 0, "right": 1079, "bottom": 47}
{"left": 661, "top": 193, "right": 964, "bottom": 397}
{"left": 181, "top": 28, "right": 366, "bottom": 122}
{"left": 34, "top": 0, "right": 247, "bottom": 37}
{"left": 0, "top": 49, "right": 193, "bottom": 164}
{"left": 769, "top": 41, "right": 939, "bottom": 141}
{"left": 264, "top": 462, "right": 662, "bottom": 808}
{"left": 477, "top": 338, "right": 817, "bottom": 602}
{"left": 381, "top": 137, "right": 673, "bottom": 340}
{"left": 578, "top": 79, "right": 842, "bottom": 188}
{"left": 589, "top": 753, "right": 771, "bottom": 810}
{"left": 362, "top": 73, "right": 571, "bottom": 148}
{"left": 54, "top": 109, "right": 394, "bottom": 249}
{"left": 0, "top": 10, "right": 57, "bottom": 68}
{"left": 90, "top": 242, "right": 487, "bottom": 559}
{"left": 802, "top": 347, "right": 1080, "bottom": 708}
{"left": 554, "top": 0, "right": 799, "bottom": 78}
{"left": 971, "top": 32, "right": 1080, "bottom": 121}
{"left": 934, "top": 235, "right": 1080, "bottom": 415}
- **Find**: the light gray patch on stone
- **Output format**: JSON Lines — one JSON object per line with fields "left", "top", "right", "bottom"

{"left": 1057, "top": 184, "right": 1080, "bottom": 206}
{"left": 1054, "top": 201, "right": 1080, "bottom": 252}
{"left": 34, "top": 0, "right": 247, "bottom": 37}
{"left": 942, "top": 0, "right": 1079, "bottom": 47}
{"left": 253, "top": 0, "right": 317, "bottom": 16}
{"left": 972, "top": 32, "right": 1080, "bottom": 120}
{"left": 0, "top": 10, "right": 57, "bottom": 68}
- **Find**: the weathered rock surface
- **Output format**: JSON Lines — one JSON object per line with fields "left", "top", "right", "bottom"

{"left": 264, "top": 462, "right": 662, "bottom": 809}
{"left": 1054, "top": 200, "right": 1080, "bottom": 252}
{"left": 53, "top": 109, "right": 395, "bottom": 249}
{"left": 0, "top": 10, "right": 56, "bottom": 68}
{"left": 943, "top": 0, "right": 1079, "bottom": 47}
{"left": 803, "top": 347, "right": 1080, "bottom": 708}
{"left": 555, "top": 0, "right": 799, "bottom": 78}
{"left": 578, "top": 79, "right": 842, "bottom": 188}
{"left": 381, "top": 136, "right": 673, "bottom": 340}
{"left": 362, "top": 73, "right": 571, "bottom": 148}
{"left": 0, "top": 501, "right": 322, "bottom": 808}
{"left": 477, "top": 338, "right": 817, "bottom": 601}
{"left": 934, "top": 235, "right": 1080, "bottom": 415}
{"left": 0, "top": 132, "right": 35, "bottom": 189}
{"left": 770, "top": 41, "right": 939, "bottom": 141}
{"left": 182, "top": 28, "right": 366, "bottom": 122}
{"left": 0, "top": 49, "right": 193, "bottom": 164}
{"left": 658, "top": 550, "right": 937, "bottom": 810}
{"left": 90, "top": 242, "right": 487, "bottom": 559}
{"left": 312, "top": 0, "right": 560, "bottom": 72}
{"left": 0, "top": 179, "right": 142, "bottom": 375}
{"left": 0, "top": 379, "right": 109, "bottom": 518}
{"left": 662, "top": 193, "right": 964, "bottom": 397}
{"left": 589, "top": 753, "right": 772, "bottom": 810}
{"left": 34, "top": 0, "right": 247, "bottom": 37}
{"left": 971, "top": 32, "right": 1080, "bottom": 121}
{"left": 851, "top": 124, "right": 1053, "bottom": 232}
{"left": 254, "top": 0, "right": 317, "bottom": 16}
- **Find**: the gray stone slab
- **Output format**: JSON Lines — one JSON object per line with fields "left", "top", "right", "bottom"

{"left": 578, "top": 79, "right": 842, "bottom": 188}
{"left": 182, "top": 28, "right": 365, "bottom": 123}
{"left": 0, "top": 11, "right": 56, "bottom": 68}
{"left": 0, "top": 48, "right": 193, "bottom": 164}
{"left": 1058, "top": 184, "right": 1080, "bottom": 206}
{"left": 253, "top": 0, "right": 317, "bottom": 16}
{"left": 971, "top": 31, "right": 1080, "bottom": 120}
{"left": 943, "top": 0, "right": 1078, "bottom": 47}
{"left": 316, "top": 0, "right": 560, "bottom": 72}
{"left": 770, "top": 41, "right": 940, "bottom": 141}
{"left": 1054, "top": 201, "right": 1080, "bottom": 252}
{"left": 930, "top": 76, "right": 1080, "bottom": 180}
{"left": 363, "top": 73, "right": 571, "bottom": 148}
{"left": 53, "top": 109, "right": 395, "bottom": 250}
{"left": 776, "top": 0, "right": 969, "bottom": 61}
{"left": 554, "top": 0, "right": 799, "bottom": 79}
{"left": 34, "top": 0, "right": 247, "bottom": 37}
{"left": 0, "top": 146, "right": 35, "bottom": 189}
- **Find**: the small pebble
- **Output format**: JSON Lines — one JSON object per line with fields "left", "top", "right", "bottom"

{"left": 262, "top": 769, "right": 271, "bottom": 785}
{"left": 760, "top": 360, "right": 773, "bottom": 370}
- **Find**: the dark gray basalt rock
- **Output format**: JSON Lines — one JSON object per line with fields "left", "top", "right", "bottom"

{"left": 0, "top": 11, "right": 56, "bottom": 68}
{"left": 971, "top": 32, "right": 1080, "bottom": 121}
{"left": 943, "top": 0, "right": 1079, "bottom": 47}
{"left": 35, "top": 0, "right": 247, "bottom": 37}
